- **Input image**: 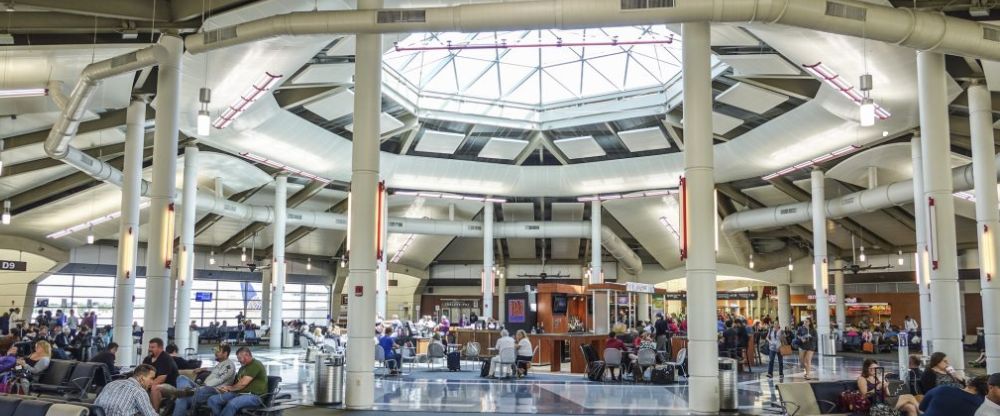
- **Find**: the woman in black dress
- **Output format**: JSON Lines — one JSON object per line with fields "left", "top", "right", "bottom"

{"left": 796, "top": 318, "right": 817, "bottom": 379}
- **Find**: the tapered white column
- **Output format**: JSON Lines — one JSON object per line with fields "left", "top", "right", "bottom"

{"left": 344, "top": 0, "right": 381, "bottom": 407}
{"left": 376, "top": 185, "right": 388, "bottom": 319}
{"left": 811, "top": 169, "right": 832, "bottom": 355}
{"left": 591, "top": 200, "right": 609, "bottom": 333}
{"left": 834, "top": 259, "right": 846, "bottom": 332}
{"left": 683, "top": 22, "right": 718, "bottom": 414}
{"left": 912, "top": 136, "right": 933, "bottom": 356}
{"left": 112, "top": 97, "right": 146, "bottom": 366}
{"left": 174, "top": 144, "right": 198, "bottom": 350}
{"left": 142, "top": 34, "right": 183, "bottom": 354}
{"left": 918, "top": 51, "right": 965, "bottom": 373}
{"left": 968, "top": 82, "right": 1000, "bottom": 373}
{"left": 483, "top": 201, "right": 495, "bottom": 320}
{"left": 269, "top": 174, "right": 288, "bottom": 349}
{"left": 778, "top": 284, "right": 791, "bottom": 330}
{"left": 637, "top": 294, "right": 650, "bottom": 322}
{"left": 261, "top": 272, "right": 270, "bottom": 325}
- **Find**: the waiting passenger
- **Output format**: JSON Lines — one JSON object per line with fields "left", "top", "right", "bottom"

{"left": 920, "top": 376, "right": 987, "bottom": 415}
{"left": 0, "top": 337, "right": 17, "bottom": 374}
{"left": 488, "top": 330, "right": 516, "bottom": 378}
{"left": 921, "top": 352, "right": 966, "bottom": 393}
{"left": 172, "top": 344, "right": 237, "bottom": 416}
{"left": 857, "top": 359, "right": 919, "bottom": 416}
{"left": 206, "top": 347, "right": 268, "bottom": 416}
{"left": 378, "top": 327, "right": 400, "bottom": 376}
{"left": 19, "top": 339, "right": 51, "bottom": 377}
{"left": 89, "top": 342, "right": 120, "bottom": 376}
{"left": 145, "top": 337, "right": 180, "bottom": 410}
{"left": 94, "top": 364, "right": 159, "bottom": 416}
{"left": 514, "top": 330, "right": 532, "bottom": 377}
{"left": 977, "top": 373, "right": 1000, "bottom": 415}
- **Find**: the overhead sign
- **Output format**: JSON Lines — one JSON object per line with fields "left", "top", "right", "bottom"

{"left": 626, "top": 282, "right": 656, "bottom": 294}
{"left": 194, "top": 292, "right": 213, "bottom": 302}
{"left": 0, "top": 261, "right": 27, "bottom": 271}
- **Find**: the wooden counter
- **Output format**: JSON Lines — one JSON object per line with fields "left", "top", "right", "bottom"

{"left": 453, "top": 329, "right": 604, "bottom": 373}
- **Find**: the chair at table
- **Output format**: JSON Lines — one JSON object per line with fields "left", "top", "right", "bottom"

{"left": 516, "top": 345, "right": 539, "bottom": 377}
{"left": 603, "top": 348, "right": 623, "bottom": 382}
{"left": 665, "top": 348, "right": 687, "bottom": 379}
{"left": 496, "top": 347, "right": 517, "bottom": 379}
{"left": 399, "top": 345, "right": 417, "bottom": 374}
{"left": 462, "top": 342, "right": 481, "bottom": 371}
{"left": 632, "top": 349, "right": 657, "bottom": 382}
{"left": 374, "top": 346, "right": 389, "bottom": 377}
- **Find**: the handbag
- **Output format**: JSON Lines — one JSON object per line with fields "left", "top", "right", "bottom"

{"left": 779, "top": 345, "right": 793, "bottom": 356}
{"left": 839, "top": 390, "right": 870, "bottom": 414}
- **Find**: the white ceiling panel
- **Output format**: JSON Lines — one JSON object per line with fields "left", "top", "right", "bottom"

{"left": 710, "top": 25, "right": 760, "bottom": 47}
{"left": 983, "top": 60, "right": 1000, "bottom": 92}
{"left": 345, "top": 113, "right": 404, "bottom": 134}
{"left": 554, "top": 136, "right": 606, "bottom": 159}
{"left": 303, "top": 89, "right": 354, "bottom": 121}
{"left": 716, "top": 82, "right": 789, "bottom": 114}
{"left": 551, "top": 202, "right": 583, "bottom": 260}
{"left": 292, "top": 63, "right": 355, "bottom": 84}
{"left": 478, "top": 137, "right": 528, "bottom": 160}
{"left": 712, "top": 112, "right": 745, "bottom": 135}
{"left": 414, "top": 129, "right": 466, "bottom": 154}
{"left": 617, "top": 127, "right": 670, "bottom": 152}
{"left": 717, "top": 54, "right": 800, "bottom": 76}
{"left": 502, "top": 202, "right": 536, "bottom": 259}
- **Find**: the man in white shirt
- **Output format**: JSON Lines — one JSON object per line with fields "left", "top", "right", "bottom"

{"left": 904, "top": 316, "right": 919, "bottom": 333}
{"left": 976, "top": 373, "right": 1000, "bottom": 416}
{"left": 172, "top": 344, "right": 237, "bottom": 416}
{"left": 488, "top": 330, "right": 516, "bottom": 377}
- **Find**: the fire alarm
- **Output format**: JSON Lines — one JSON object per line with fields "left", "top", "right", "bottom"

{"left": 354, "top": 285, "right": 363, "bottom": 297}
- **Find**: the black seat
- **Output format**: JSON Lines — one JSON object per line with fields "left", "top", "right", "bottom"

{"left": 33, "top": 360, "right": 77, "bottom": 389}
{"left": 236, "top": 376, "right": 292, "bottom": 416}
{"left": 809, "top": 380, "right": 856, "bottom": 414}
{"left": 0, "top": 395, "right": 21, "bottom": 416}
{"left": 12, "top": 400, "right": 52, "bottom": 416}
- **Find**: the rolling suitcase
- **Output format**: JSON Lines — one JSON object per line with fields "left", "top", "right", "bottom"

{"left": 651, "top": 364, "right": 676, "bottom": 385}
{"left": 586, "top": 360, "right": 606, "bottom": 382}
{"left": 447, "top": 351, "right": 462, "bottom": 371}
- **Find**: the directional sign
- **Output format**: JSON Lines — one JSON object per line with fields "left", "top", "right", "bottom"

{"left": 0, "top": 261, "right": 27, "bottom": 271}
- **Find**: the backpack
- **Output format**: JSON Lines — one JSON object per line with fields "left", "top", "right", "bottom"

{"left": 398, "top": 321, "right": 412, "bottom": 338}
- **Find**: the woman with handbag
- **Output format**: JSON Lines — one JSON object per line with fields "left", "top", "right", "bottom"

{"left": 857, "top": 359, "right": 920, "bottom": 416}
{"left": 766, "top": 322, "right": 786, "bottom": 378}
{"left": 797, "top": 319, "right": 817, "bottom": 380}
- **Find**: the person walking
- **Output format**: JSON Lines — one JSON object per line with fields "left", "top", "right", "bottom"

{"left": 797, "top": 318, "right": 817, "bottom": 380}
{"left": 766, "top": 322, "right": 785, "bottom": 378}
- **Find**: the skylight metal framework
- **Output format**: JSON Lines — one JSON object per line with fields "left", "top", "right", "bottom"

{"left": 383, "top": 26, "right": 685, "bottom": 127}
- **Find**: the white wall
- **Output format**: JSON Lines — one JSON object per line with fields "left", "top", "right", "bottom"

{"left": 0, "top": 249, "right": 59, "bottom": 314}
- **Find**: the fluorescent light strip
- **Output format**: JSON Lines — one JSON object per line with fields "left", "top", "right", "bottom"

{"left": 390, "top": 234, "right": 416, "bottom": 263}
{"left": 0, "top": 88, "right": 48, "bottom": 98}
{"left": 802, "top": 62, "right": 891, "bottom": 119}
{"left": 659, "top": 216, "right": 680, "bottom": 240}
{"left": 212, "top": 72, "right": 283, "bottom": 129}
{"left": 578, "top": 188, "right": 677, "bottom": 202}
{"left": 239, "top": 152, "right": 331, "bottom": 183}
{"left": 46, "top": 201, "right": 151, "bottom": 239}
{"left": 761, "top": 145, "right": 862, "bottom": 181}
{"left": 392, "top": 190, "right": 506, "bottom": 203}
{"left": 954, "top": 191, "right": 976, "bottom": 202}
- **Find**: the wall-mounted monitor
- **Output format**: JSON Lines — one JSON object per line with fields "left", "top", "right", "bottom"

{"left": 552, "top": 294, "right": 568, "bottom": 314}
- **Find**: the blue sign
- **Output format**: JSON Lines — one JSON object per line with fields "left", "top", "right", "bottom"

{"left": 195, "top": 292, "right": 213, "bottom": 302}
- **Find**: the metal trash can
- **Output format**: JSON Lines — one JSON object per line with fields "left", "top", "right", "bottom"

{"left": 314, "top": 353, "right": 345, "bottom": 405}
{"left": 190, "top": 330, "right": 200, "bottom": 351}
{"left": 898, "top": 333, "right": 909, "bottom": 377}
{"left": 305, "top": 346, "right": 320, "bottom": 363}
{"left": 820, "top": 334, "right": 837, "bottom": 356}
{"left": 283, "top": 327, "right": 293, "bottom": 348}
{"left": 719, "top": 357, "right": 738, "bottom": 411}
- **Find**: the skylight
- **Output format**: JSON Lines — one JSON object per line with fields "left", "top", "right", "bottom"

{"left": 382, "top": 26, "right": 684, "bottom": 127}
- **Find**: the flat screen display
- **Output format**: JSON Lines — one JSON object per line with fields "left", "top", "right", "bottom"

{"left": 195, "top": 292, "right": 213, "bottom": 302}
{"left": 552, "top": 294, "right": 568, "bottom": 314}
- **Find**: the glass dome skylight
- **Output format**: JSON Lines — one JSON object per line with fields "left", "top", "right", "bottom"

{"left": 382, "top": 26, "right": 684, "bottom": 128}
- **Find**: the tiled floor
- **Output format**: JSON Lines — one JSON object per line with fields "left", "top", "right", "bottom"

{"left": 224, "top": 345, "right": 910, "bottom": 415}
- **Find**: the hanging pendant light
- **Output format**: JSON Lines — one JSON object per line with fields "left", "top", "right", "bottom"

{"left": 788, "top": 257, "right": 794, "bottom": 271}
{"left": 897, "top": 250, "right": 904, "bottom": 266}
{"left": 859, "top": 245, "right": 866, "bottom": 263}
{"left": 748, "top": 254, "right": 755, "bottom": 269}
{"left": 86, "top": 225, "right": 95, "bottom": 244}
{"left": 241, "top": 246, "right": 247, "bottom": 262}
{"left": 1, "top": 200, "right": 10, "bottom": 225}
{"left": 859, "top": 74, "right": 875, "bottom": 127}
{"left": 306, "top": 257, "right": 312, "bottom": 271}
{"left": 197, "top": 87, "right": 211, "bottom": 136}
{"left": 209, "top": 250, "right": 216, "bottom": 265}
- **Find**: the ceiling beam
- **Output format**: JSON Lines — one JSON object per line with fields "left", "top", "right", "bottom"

{"left": 537, "top": 132, "right": 569, "bottom": 165}
{"left": 4, "top": 107, "right": 154, "bottom": 150}
{"left": 398, "top": 125, "right": 421, "bottom": 155}
{"left": 768, "top": 176, "right": 896, "bottom": 250}
{"left": 274, "top": 86, "right": 344, "bottom": 109}
{"left": 717, "top": 182, "right": 844, "bottom": 254}
{"left": 9, "top": 0, "right": 171, "bottom": 21}
{"left": 215, "top": 180, "right": 328, "bottom": 253}
{"left": 733, "top": 77, "right": 821, "bottom": 101}
{"left": 183, "top": 178, "right": 275, "bottom": 249}
{"left": 2, "top": 12, "right": 196, "bottom": 34}
{"left": 514, "top": 131, "right": 545, "bottom": 165}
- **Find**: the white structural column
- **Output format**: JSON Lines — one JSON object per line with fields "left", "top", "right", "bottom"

{"left": 174, "top": 144, "right": 199, "bottom": 350}
{"left": 968, "top": 82, "right": 1000, "bottom": 373}
{"left": 498, "top": 269, "right": 506, "bottom": 325}
{"left": 483, "top": 202, "right": 495, "bottom": 320}
{"left": 270, "top": 174, "right": 288, "bottom": 350}
{"left": 811, "top": 169, "right": 831, "bottom": 355}
{"left": 637, "top": 294, "right": 650, "bottom": 322}
{"left": 682, "top": 22, "right": 718, "bottom": 413}
{"left": 344, "top": 0, "right": 381, "bottom": 407}
{"left": 376, "top": 185, "right": 388, "bottom": 319}
{"left": 261, "top": 273, "right": 271, "bottom": 324}
{"left": 112, "top": 97, "right": 146, "bottom": 366}
{"left": 590, "top": 200, "right": 609, "bottom": 333}
{"left": 778, "top": 284, "right": 792, "bottom": 331}
{"left": 918, "top": 51, "right": 965, "bottom": 373}
{"left": 142, "top": 34, "right": 183, "bottom": 353}
{"left": 834, "top": 259, "right": 846, "bottom": 332}
{"left": 912, "top": 136, "right": 933, "bottom": 356}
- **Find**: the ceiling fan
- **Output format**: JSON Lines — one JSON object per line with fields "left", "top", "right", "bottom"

{"left": 219, "top": 232, "right": 272, "bottom": 273}
{"left": 828, "top": 234, "right": 893, "bottom": 275}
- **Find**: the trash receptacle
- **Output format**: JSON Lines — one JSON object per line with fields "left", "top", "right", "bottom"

{"left": 190, "top": 330, "right": 200, "bottom": 352}
{"left": 314, "top": 353, "right": 345, "bottom": 405}
{"left": 898, "top": 334, "right": 909, "bottom": 377}
{"left": 283, "top": 327, "right": 293, "bottom": 348}
{"left": 819, "top": 334, "right": 836, "bottom": 356}
{"left": 719, "top": 357, "right": 738, "bottom": 411}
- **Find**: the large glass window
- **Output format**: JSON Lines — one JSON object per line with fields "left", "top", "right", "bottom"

{"left": 35, "top": 274, "right": 331, "bottom": 327}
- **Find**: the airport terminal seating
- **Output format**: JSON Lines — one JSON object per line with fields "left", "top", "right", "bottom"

{"left": 0, "top": 394, "right": 100, "bottom": 416}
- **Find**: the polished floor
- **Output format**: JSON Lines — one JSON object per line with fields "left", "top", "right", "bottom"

{"left": 223, "top": 345, "right": 913, "bottom": 415}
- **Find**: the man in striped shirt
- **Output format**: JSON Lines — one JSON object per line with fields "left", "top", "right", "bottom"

{"left": 94, "top": 364, "right": 158, "bottom": 416}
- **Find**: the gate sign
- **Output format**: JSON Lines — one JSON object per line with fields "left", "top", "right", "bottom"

{"left": 0, "top": 261, "right": 27, "bottom": 271}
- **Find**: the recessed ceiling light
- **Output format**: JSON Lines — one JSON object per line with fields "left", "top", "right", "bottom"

{"left": 882, "top": 131, "right": 889, "bottom": 137}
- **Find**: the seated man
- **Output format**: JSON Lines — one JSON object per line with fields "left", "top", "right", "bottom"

{"left": 94, "top": 364, "right": 159, "bottom": 416}
{"left": 206, "top": 347, "right": 268, "bottom": 416}
{"left": 89, "top": 342, "right": 120, "bottom": 376}
{"left": 488, "top": 330, "right": 516, "bottom": 378}
{"left": 144, "top": 337, "right": 180, "bottom": 410}
{"left": 172, "top": 344, "right": 237, "bottom": 416}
